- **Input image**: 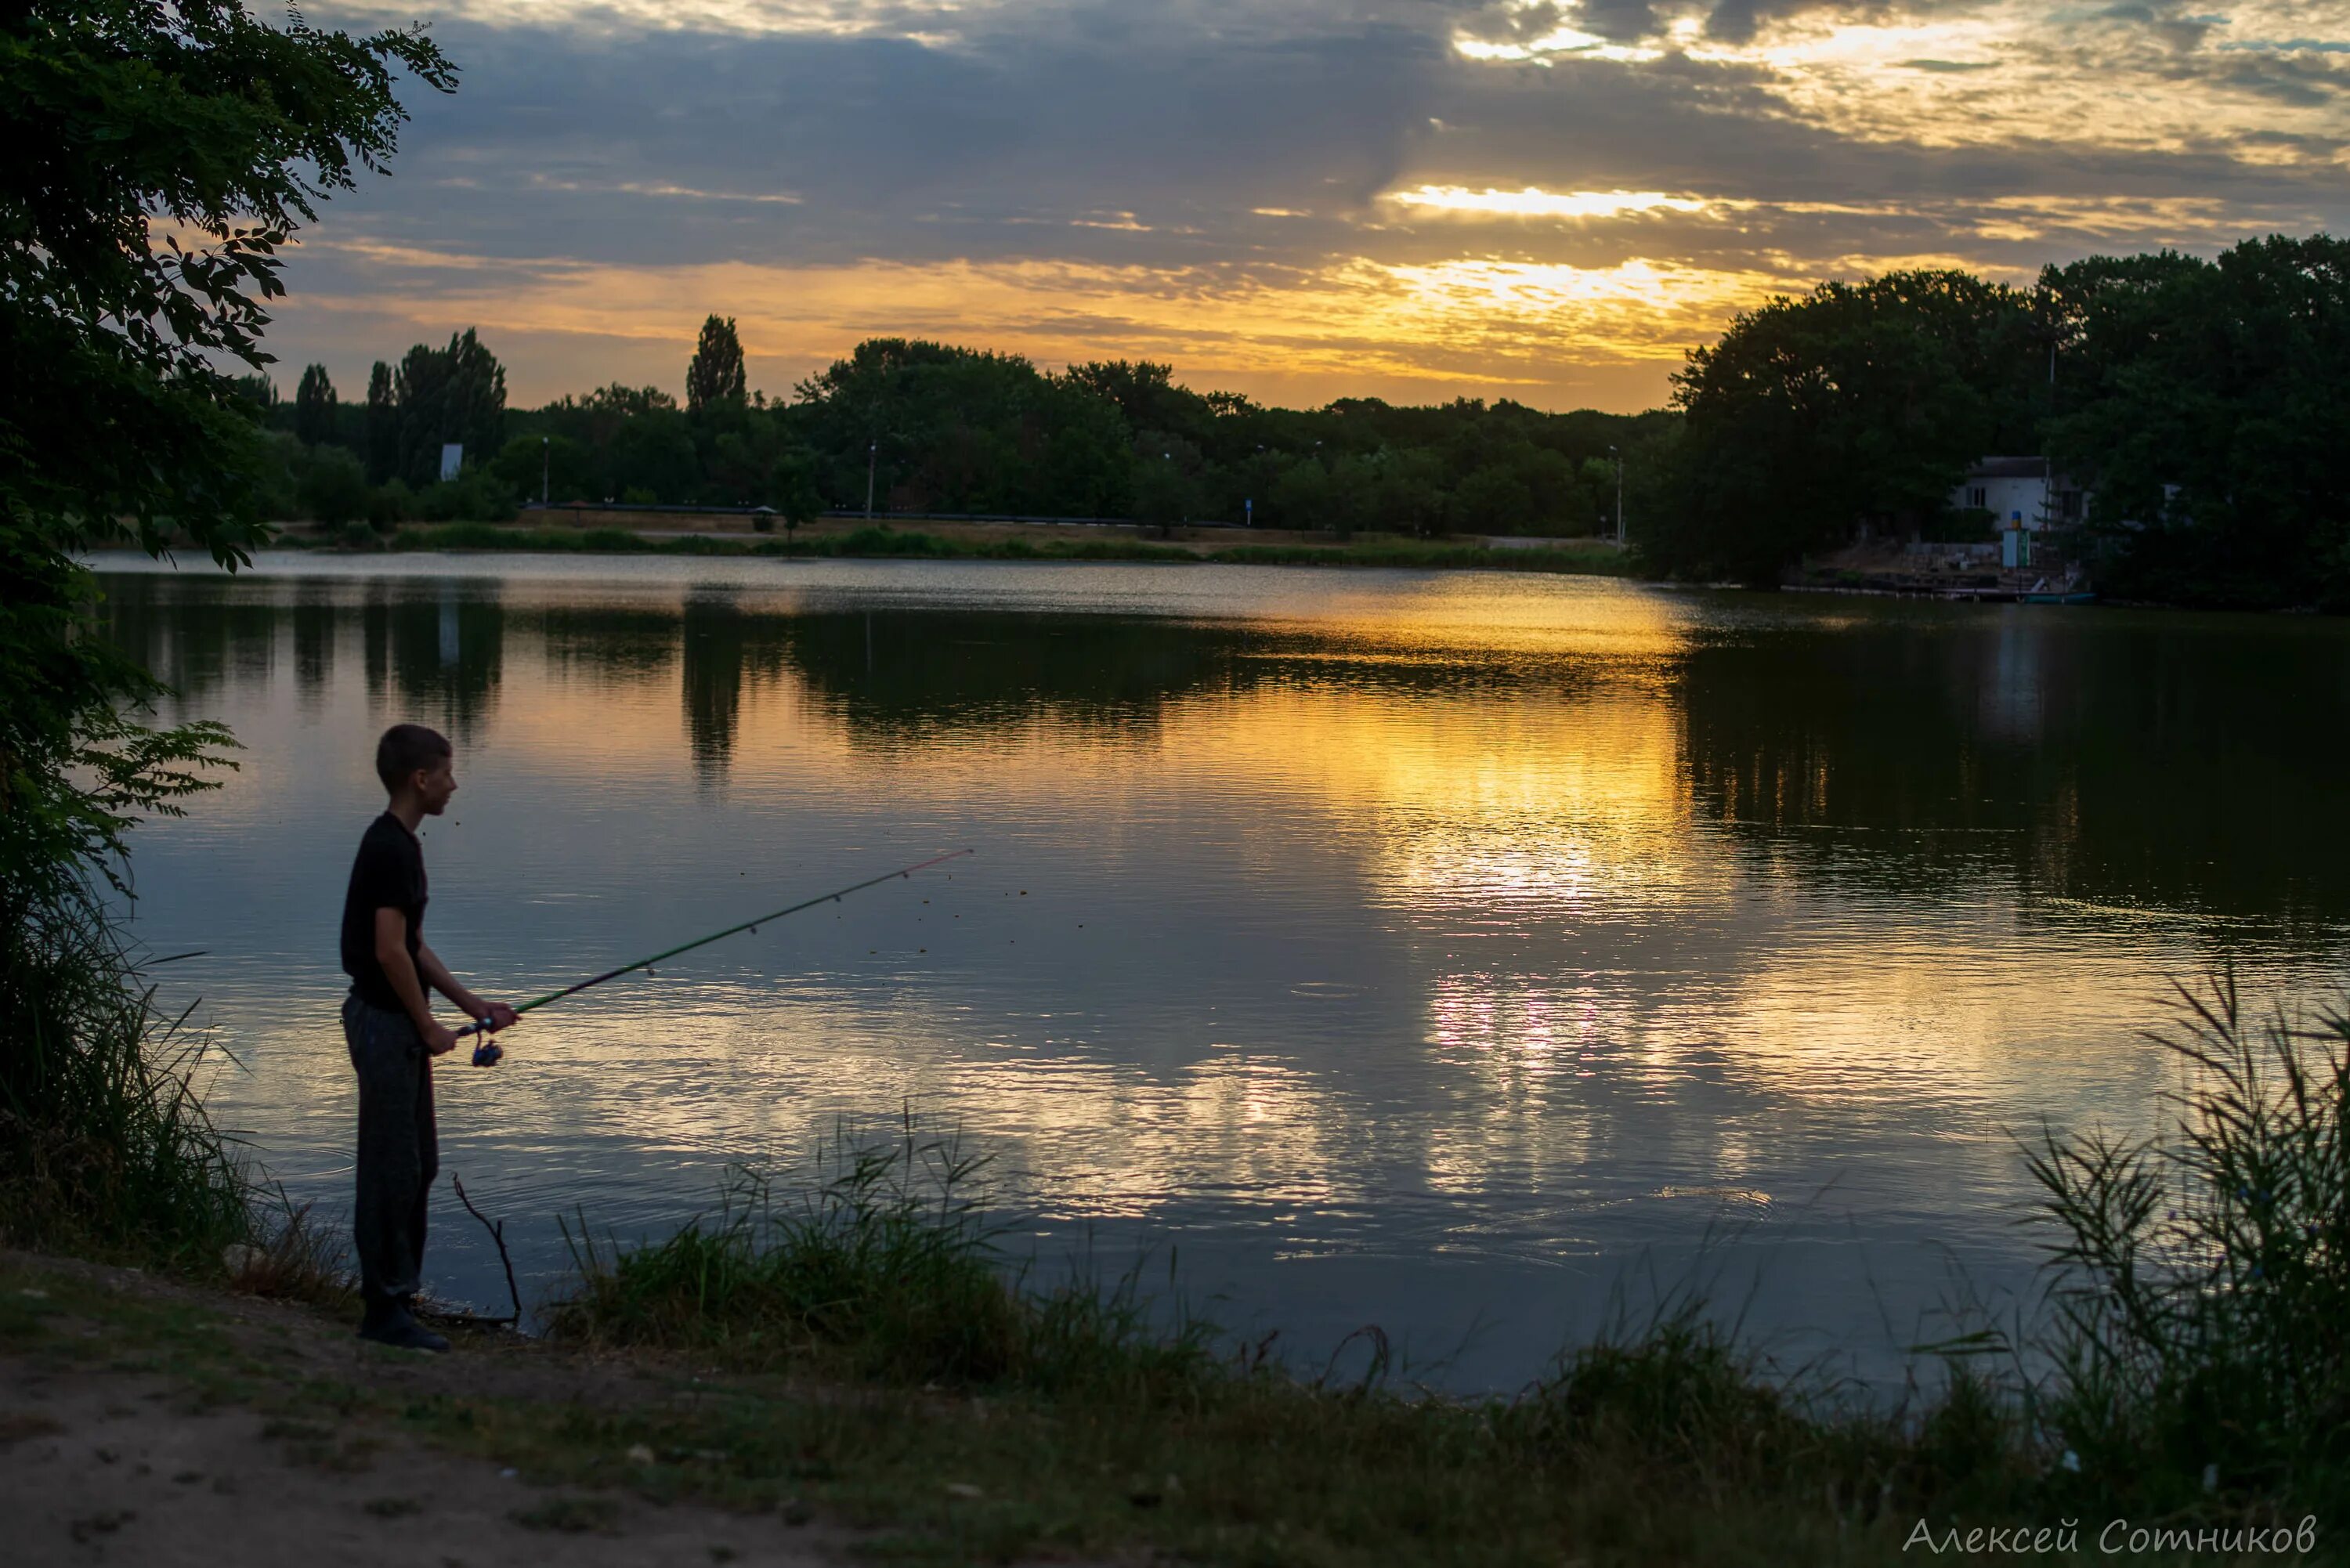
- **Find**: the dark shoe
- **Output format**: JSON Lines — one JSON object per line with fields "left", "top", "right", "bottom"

{"left": 357, "top": 1306, "right": 450, "bottom": 1353}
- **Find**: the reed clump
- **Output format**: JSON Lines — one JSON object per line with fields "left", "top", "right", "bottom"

{"left": 0, "top": 890, "right": 250, "bottom": 1266}
{"left": 2025, "top": 973, "right": 2350, "bottom": 1518}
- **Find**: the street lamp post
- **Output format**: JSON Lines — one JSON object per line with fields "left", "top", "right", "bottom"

{"left": 865, "top": 439, "right": 877, "bottom": 520}
{"left": 540, "top": 435, "right": 549, "bottom": 508}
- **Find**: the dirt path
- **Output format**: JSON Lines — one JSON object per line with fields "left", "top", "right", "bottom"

{"left": 0, "top": 1252, "right": 851, "bottom": 1567}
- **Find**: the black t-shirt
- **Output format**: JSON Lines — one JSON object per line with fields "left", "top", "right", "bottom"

{"left": 341, "top": 813, "right": 428, "bottom": 1011}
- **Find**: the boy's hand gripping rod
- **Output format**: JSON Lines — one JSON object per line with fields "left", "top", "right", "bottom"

{"left": 457, "top": 849, "right": 972, "bottom": 1063}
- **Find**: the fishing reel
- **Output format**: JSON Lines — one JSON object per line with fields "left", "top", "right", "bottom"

{"left": 471, "top": 1024, "right": 503, "bottom": 1068}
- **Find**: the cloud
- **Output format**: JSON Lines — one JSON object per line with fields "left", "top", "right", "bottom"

{"left": 255, "top": 0, "right": 2350, "bottom": 413}
{"left": 1582, "top": 0, "right": 1667, "bottom": 40}
{"left": 1385, "top": 186, "right": 1719, "bottom": 217}
{"left": 306, "top": 12, "right": 1436, "bottom": 269}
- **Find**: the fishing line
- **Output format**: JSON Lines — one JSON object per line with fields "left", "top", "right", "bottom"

{"left": 457, "top": 848, "right": 973, "bottom": 1055}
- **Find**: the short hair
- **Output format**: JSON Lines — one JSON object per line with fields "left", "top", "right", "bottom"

{"left": 375, "top": 723, "right": 452, "bottom": 792}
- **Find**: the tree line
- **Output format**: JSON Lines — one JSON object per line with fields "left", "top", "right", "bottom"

{"left": 243, "top": 233, "right": 2349, "bottom": 609}
{"left": 1645, "top": 234, "right": 2350, "bottom": 609}
{"left": 242, "top": 316, "right": 1661, "bottom": 540}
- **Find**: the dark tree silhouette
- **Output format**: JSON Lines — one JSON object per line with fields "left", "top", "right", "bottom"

{"left": 0, "top": 0, "right": 451, "bottom": 1237}
{"left": 294, "top": 363, "right": 338, "bottom": 447}
{"left": 392, "top": 329, "right": 506, "bottom": 487}
{"left": 364, "top": 360, "right": 397, "bottom": 483}
{"left": 685, "top": 314, "right": 748, "bottom": 413}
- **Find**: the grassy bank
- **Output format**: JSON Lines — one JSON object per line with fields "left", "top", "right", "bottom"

{"left": 532, "top": 1129, "right": 2030, "bottom": 1563}
{"left": 274, "top": 521, "right": 1640, "bottom": 576}
{"left": 518, "top": 980, "right": 2349, "bottom": 1564}
{"left": 10, "top": 890, "right": 2342, "bottom": 1563}
{"left": 0, "top": 1251, "right": 2008, "bottom": 1566}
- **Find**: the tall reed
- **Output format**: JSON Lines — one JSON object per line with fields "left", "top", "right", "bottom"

{"left": 2026, "top": 971, "right": 2350, "bottom": 1513}
{"left": 0, "top": 884, "right": 249, "bottom": 1265}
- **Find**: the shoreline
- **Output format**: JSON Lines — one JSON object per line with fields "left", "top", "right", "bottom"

{"left": 95, "top": 524, "right": 2323, "bottom": 613}
{"left": 0, "top": 1245, "right": 1990, "bottom": 1567}
{"left": 177, "top": 518, "right": 1647, "bottom": 578}
{"left": 10, "top": 981, "right": 2330, "bottom": 1563}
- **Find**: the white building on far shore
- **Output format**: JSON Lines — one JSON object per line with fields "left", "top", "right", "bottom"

{"left": 1950, "top": 457, "right": 2086, "bottom": 534}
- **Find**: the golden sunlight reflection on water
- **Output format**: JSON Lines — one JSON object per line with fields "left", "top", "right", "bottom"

{"left": 96, "top": 555, "right": 2350, "bottom": 1387}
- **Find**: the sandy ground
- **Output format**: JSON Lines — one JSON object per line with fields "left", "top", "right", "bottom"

{"left": 0, "top": 1254, "right": 850, "bottom": 1568}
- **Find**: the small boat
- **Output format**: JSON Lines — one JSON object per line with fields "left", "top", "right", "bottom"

{"left": 2021, "top": 590, "right": 2097, "bottom": 605}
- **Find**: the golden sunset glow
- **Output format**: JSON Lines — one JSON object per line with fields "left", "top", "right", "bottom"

{"left": 1386, "top": 187, "right": 1716, "bottom": 220}
{"left": 278, "top": 242, "right": 1800, "bottom": 404}
{"left": 1453, "top": 26, "right": 1666, "bottom": 65}
{"left": 255, "top": 0, "right": 2349, "bottom": 408}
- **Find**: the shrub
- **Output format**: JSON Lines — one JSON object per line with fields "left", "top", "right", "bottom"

{"left": 367, "top": 480, "right": 415, "bottom": 532}
{"left": 413, "top": 468, "right": 517, "bottom": 524}
{"left": 295, "top": 445, "right": 370, "bottom": 528}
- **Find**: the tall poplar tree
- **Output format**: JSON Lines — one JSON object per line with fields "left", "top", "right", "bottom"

{"left": 685, "top": 314, "right": 748, "bottom": 413}
{"left": 364, "top": 360, "right": 397, "bottom": 482}
{"left": 392, "top": 329, "right": 505, "bottom": 486}
{"left": 293, "top": 363, "right": 338, "bottom": 447}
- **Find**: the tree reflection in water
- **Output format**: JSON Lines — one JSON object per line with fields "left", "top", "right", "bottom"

{"left": 87, "top": 560, "right": 2350, "bottom": 1390}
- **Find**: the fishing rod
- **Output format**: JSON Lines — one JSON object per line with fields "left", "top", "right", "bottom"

{"left": 457, "top": 848, "right": 973, "bottom": 1059}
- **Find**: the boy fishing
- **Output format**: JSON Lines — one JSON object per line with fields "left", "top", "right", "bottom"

{"left": 339, "top": 723, "right": 517, "bottom": 1352}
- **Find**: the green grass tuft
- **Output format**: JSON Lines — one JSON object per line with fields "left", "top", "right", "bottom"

{"left": 550, "top": 1122, "right": 1219, "bottom": 1395}
{"left": 539, "top": 1122, "right": 2069, "bottom": 1561}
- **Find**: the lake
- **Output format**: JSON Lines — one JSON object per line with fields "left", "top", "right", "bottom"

{"left": 93, "top": 553, "right": 2350, "bottom": 1390}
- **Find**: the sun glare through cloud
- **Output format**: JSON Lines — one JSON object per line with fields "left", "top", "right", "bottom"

{"left": 248, "top": 0, "right": 2350, "bottom": 410}
{"left": 1386, "top": 187, "right": 1717, "bottom": 220}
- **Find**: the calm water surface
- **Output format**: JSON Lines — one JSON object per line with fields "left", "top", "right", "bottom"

{"left": 96, "top": 553, "right": 2350, "bottom": 1388}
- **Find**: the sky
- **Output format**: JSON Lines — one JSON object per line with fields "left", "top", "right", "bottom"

{"left": 269, "top": 0, "right": 2350, "bottom": 413}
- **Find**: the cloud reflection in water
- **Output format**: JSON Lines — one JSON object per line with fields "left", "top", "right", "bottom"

{"left": 96, "top": 555, "right": 2350, "bottom": 1386}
